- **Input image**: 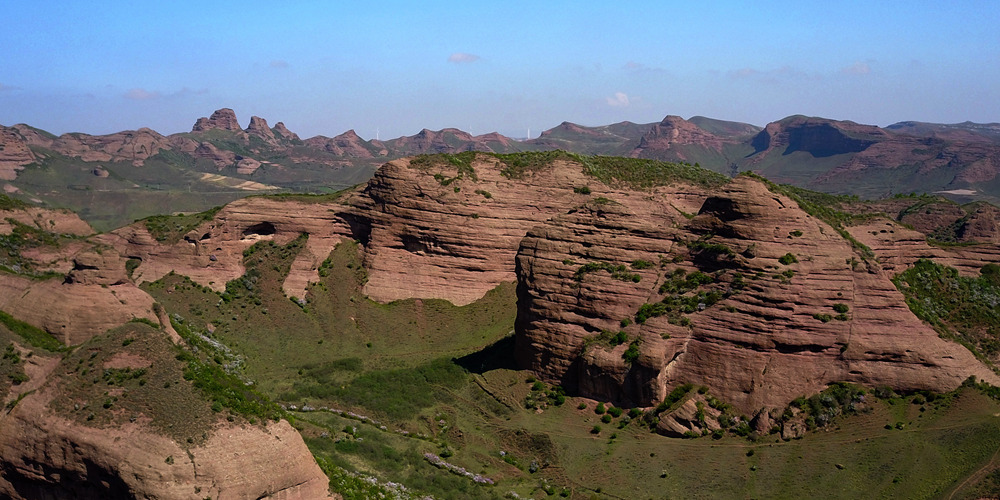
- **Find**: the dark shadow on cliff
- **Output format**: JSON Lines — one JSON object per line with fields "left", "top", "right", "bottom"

{"left": 455, "top": 334, "right": 518, "bottom": 374}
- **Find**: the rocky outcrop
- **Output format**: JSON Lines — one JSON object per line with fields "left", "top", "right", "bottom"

{"left": 272, "top": 122, "right": 300, "bottom": 142}
{"left": 192, "top": 142, "right": 237, "bottom": 169}
{"left": 0, "top": 370, "right": 333, "bottom": 499}
{"left": 0, "top": 206, "right": 93, "bottom": 237}
{"left": 192, "top": 108, "right": 242, "bottom": 132}
{"left": 342, "top": 155, "right": 662, "bottom": 305}
{"left": 631, "top": 115, "right": 745, "bottom": 161}
{"left": 102, "top": 197, "right": 354, "bottom": 298}
{"left": 749, "top": 116, "right": 885, "bottom": 158}
{"left": 514, "top": 176, "right": 999, "bottom": 414}
{"left": 304, "top": 130, "right": 378, "bottom": 158}
{"left": 0, "top": 127, "right": 36, "bottom": 180}
{"left": 656, "top": 394, "right": 721, "bottom": 437}
{"left": 245, "top": 115, "right": 277, "bottom": 145}
{"left": 65, "top": 250, "right": 129, "bottom": 286}
{"left": 381, "top": 128, "right": 520, "bottom": 155}
{"left": 0, "top": 276, "right": 156, "bottom": 346}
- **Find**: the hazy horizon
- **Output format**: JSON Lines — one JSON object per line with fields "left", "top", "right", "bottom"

{"left": 2, "top": 1, "right": 997, "bottom": 140}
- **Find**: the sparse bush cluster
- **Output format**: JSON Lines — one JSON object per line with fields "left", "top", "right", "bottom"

{"left": 784, "top": 382, "right": 868, "bottom": 431}
{"left": 142, "top": 207, "right": 221, "bottom": 243}
{"left": 574, "top": 261, "right": 641, "bottom": 283}
{"left": 894, "top": 259, "right": 1000, "bottom": 358}
{"left": 524, "top": 378, "right": 566, "bottom": 409}
{"left": 778, "top": 253, "right": 798, "bottom": 265}
{"left": 635, "top": 268, "right": 732, "bottom": 326}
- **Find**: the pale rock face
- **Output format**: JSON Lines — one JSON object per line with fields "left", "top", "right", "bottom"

{"left": 0, "top": 276, "right": 157, "bottom": 346}
{"left": 0, "top": 391, "right": 333, "bottom": 500}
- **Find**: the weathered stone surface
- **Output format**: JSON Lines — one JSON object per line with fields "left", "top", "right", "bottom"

{"left": 304, "top": 130, "right": 378, "bottom": 158}
{"left": 515, "top": 176, "right": 999, "bottom": 414}
{"left": 0, "top": 390, "right": 333, "bottom": 500}
{"left": 0, "top": 127, "right": 36, "bottom": 180}
{"left": 0, "top": 276, "right": 157, "bottom": 346}
{"left": 343, "top": 156, "right": 674, "bottom": 305}
{"left": 656, "top": 394, "right": 722, "bottom": 437}
{"left": 272, "top": 122, "right": 300, "bottom": 141}
{"left": 192, "top": 108, "right": 242, "bottom": 132}
{"left": 245, "top": 115, "right": 277, "bottom": 145}
{"left": 101, "top": 197, "right": 354, "bottom": 298}
{"left": 193, "top": 141, "right": 237, "bottom": 169}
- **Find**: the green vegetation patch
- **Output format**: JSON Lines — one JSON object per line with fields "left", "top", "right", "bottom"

{"left": 574, "top": 261, "right": 641, "bottom": 282}
{"left": 0, "top": 194, "right": 29, "bottom": 211}
{"left": 49, "top": 322, "right": 221, "bottom": 444}
{"left": 411, "top": 152, "right": 478, "bottom": 185}
{"left": 894, "top": 259, "right": 1000, "bottom": 360}
{"left": 581, "top": 155, "right": 729, "bottom": 189}
{"left": 291, "top": 358, "right": 467, "bottom": 421}
{"left": 171, "top": 316, "right": 283, "bottom": 422}
{"left": 0, "top": 310, "right": 65, "bottom": 352}
{"left": 0, "top": 218, "right": 69, "bottom": 279}
{"left": 141, "top": 206, "right": 221, "bottom": 243}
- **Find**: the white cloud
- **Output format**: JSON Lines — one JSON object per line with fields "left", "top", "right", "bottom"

{"left": 123, "top": 88, "right": 161, "bottom": 100}
{"left": 269, "top": 59, "right": 289, "bottom": 69}
{"left": 840, "top": 62, "right": 871, "bottom": 75}
{"left": 606, "top": 92, "right": 630, "bottom": 107}
{"left": 448, "top": 52, "right": 480, "bottom": 64}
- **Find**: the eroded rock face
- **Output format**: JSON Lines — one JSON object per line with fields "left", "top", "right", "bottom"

{"left": 0, "top": 276, "right": 156, "bottom": 346}
{"left": 304, "top": 130, "right": 378, "bottom": 158}
{"left": 246, "top": 115, "right": 277, "bottom": 145}
{"left": 0, "top": 387, "right": 332, "bottom": 500}
{"left": 102, "top": 197, "right": 355, "bottom": 299}
{"left": 272, "top": 122, "right": 300, "bottom": 142}
{"left": 514, "top": 176, "right": 999, "bottom": 414}
{"left": 192, "top": 108, "right": 242, "bottom": 132}
{"left": 631, "top": 115, "right": 743, "bottom": 161}
{"left": 0, "top": 127, "right": 36, "bottom": 180}
{"left": 343, "top": 156, "right": 674, "bottom": 305}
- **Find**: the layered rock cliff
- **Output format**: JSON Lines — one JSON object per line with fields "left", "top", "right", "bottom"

{"left": 514, "top": 176, "right": 999, "bottom": 414}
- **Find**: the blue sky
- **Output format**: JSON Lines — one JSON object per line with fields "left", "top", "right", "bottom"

{"left": 1, "top": 1, "right": 997, "bottom": 139}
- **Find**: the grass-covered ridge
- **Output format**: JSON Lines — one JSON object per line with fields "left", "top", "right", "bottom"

{"left": 409, "top": 151, "right": 730, "bottom": 189}
{"left": 140, "top": 206, "right": 222, "bottom": 243}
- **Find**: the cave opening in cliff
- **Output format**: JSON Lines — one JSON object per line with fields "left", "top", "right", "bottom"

{"left": 242, "top": 222, "right": 277, "bottom": 238}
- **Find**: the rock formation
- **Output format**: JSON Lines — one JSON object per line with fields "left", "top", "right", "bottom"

{"left": 0, "top": 127, "right": 36, "bottom": 180}
{"left": 0, "top": 326, "right": 333, "bottom": 500}
{"left": 192, "top": 108, "right": 243, "bottom": 132}
{"left": 272, "top": 122, "right": 300, "bottom": 142}
{"left": 514, "top": 175, "right": 999, "bottom": 414}
{"left": 631, "top": 115, "right": 750, "bottom": 161}
{"left": 245, "top": 115, "right": 277, "bottom": 145}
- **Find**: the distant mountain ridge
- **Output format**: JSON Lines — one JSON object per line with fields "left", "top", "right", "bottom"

{"left": 2, "top": 108, "right": 1000, "bottom": 229}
